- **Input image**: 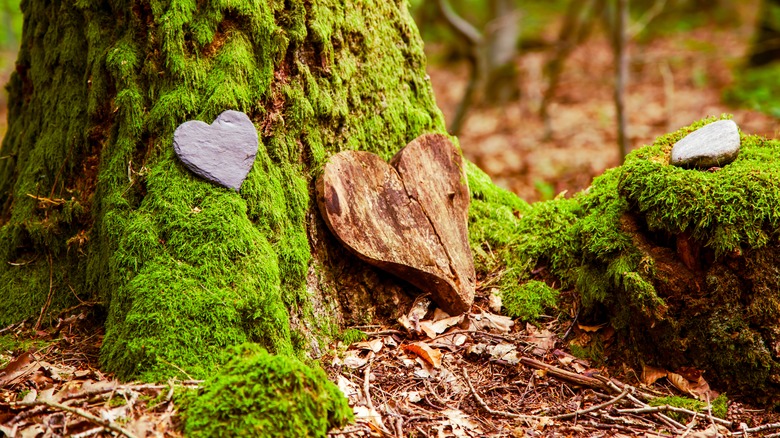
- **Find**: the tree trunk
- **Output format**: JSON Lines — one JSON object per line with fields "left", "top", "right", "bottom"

{"left": 749, "top": 0, "right": 780, "bottom": 67}
{"left": 0, "top": 0, "right": 444, "bottom": 383}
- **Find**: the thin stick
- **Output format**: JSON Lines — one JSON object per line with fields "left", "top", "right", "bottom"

{"left": 520, "top": 356, "right": 604, "bottom": 388}
{"left": 363, "top": 358, "right": 390, "bottom": 434}
{"left": 10, "top": 399, "right": 138, "bottom": 438}
{"left": 596, "top": 376, "right": 685, "bottom": 431}
{"left": 617, "top": 405, "right": 731, "bottom": 427}
{"left": 463, "top": 368, "right": 530, "bottom": 419}
{"left": 34, "top": 253, "right": 55, "bottom": 331}
{"left": 551, "top": 387, "right": 631, "bottom": 420}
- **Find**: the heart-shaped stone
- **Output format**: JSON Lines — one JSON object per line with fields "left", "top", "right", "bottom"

{"left": 173, "top": 110, "right": 258, "bottom": 191}
{"left": 316, "top": 134, "right": 475, "bottom": 315}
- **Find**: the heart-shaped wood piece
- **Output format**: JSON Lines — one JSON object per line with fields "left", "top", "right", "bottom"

{"left": 173, "top": 110, "right": 258, "bottom": 191}
{"left": 316, "top": 134, "right": 475, "bottom": 315}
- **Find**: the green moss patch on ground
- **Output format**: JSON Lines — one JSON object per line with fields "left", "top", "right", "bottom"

{"left": 180, "top": 343, "right": 352, "bottom": 438}
{"left": 649, "top": 394, "right": 728, "bottom": 420}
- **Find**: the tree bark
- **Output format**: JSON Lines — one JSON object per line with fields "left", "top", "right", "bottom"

{"left": 0, "top": 0, "right": 444, "bottom": 381}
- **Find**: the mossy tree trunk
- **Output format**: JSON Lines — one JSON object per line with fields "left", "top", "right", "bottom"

{"left": 0, "top": 0, "right": 445, "bottom": 381}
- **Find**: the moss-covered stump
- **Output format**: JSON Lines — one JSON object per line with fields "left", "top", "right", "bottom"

{"left": 473, "top": 117, "right": 780, "bottom": 402}
{"left": 181, "top": 344, "right": 352, "bottom": 437}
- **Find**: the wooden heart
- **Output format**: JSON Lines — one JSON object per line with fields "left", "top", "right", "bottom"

{"left": 316, "top": 134, "right": 475, "bottom": 315}
{"left": 173, "top": 110, "right": 258, "bottom": 191}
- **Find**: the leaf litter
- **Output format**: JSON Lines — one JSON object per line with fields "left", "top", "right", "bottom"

{"left": 326, "top": 289, "right": 780, "bottom": 437}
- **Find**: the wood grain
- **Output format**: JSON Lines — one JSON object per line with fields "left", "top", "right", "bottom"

{"left": 316, "top": 134, "right": 475, "bottom": 314}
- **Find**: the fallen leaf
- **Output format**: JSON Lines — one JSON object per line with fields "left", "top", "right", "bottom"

{"left": 466, "top": 343, "right": 486, "bottom": 356}
{"left": 354, "top": 338, "right": 384, "bottom": 353}
{"left": 402, "top": 342, "right": 443, "bottom": 368}
{"left": 526, "top": 323, "right": 556, "bottom": 356}
{"left": 0, "top": 352, "right": 36, "bottom": 388}
{"left": 402, "top": 391, "right": 422, "bottom": 403}
{"left": 578, "top": 322, "right": 607, "bottom": 332}
{"left": 420, "top": 315, "right": 464, "bottom": 339}
{"left": 472, "top": 311, "right": 514, "bottom": 333}
{"left": 342, "top": 350, "right": 369, "bottom": 369}
{"left": 21, "top": 388, "right": 37, "bottom": 403}
{"left": 488, "top": 288, "right": 502, "bottom": 313}
{"left": 441, "top": 408, "right": 481, "bottom": 432}
{"left": 689, "top": 375, "right": 719, "bottom": 401}
{"left": 641, "top": 364, "right": 668, "bottom": 386}
{"left": 667, "top": 372, "right": 692, "bottom": 394}
{"left": 337, "top": 374, "right": 359, "bottom": 399}
{"left": 675, "top": 366, "right": 703, "bottom": 382}
{"left": 487, "top": 343, "right": 520, "bottom": 365}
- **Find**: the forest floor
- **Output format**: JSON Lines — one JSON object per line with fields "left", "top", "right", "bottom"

{"left": 428, "top": 12, "right": 779, "bottom": 202}
{"left": 2, "top": 12, "right": 780, "bottom": 438}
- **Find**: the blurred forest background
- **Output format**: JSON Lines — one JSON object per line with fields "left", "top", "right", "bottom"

{"left": 0, "top": 0, "right": 779, "bottom": 202}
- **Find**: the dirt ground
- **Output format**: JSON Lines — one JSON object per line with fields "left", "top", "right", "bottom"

{"left": 428, "top": 10, "right": 779, "bottom": 202}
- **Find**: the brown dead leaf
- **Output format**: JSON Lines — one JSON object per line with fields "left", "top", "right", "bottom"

{"left": 667, "top": 372, "right": 693, "bottom": 394}
{"left": 675, "top": 366, "right": 703, "bottom": 382}
{"left": 420, "top": 314, "right": 464, "bottom": 339}
{"left": 402, "top": 342, "right": 443, "bottom": 368}
{"left": 577, "top": 322, "right": 607, "bottom": 332}
{"left": 689, "top": 375, "right": 719, "bottom": 401}
{"left": 0, "top": 352, "right": 36, "bottom": 388}
{"left": 526, "top": 323, "right": 556, "bottom": 356}
{"left": 471, "top": 311, "right": 514, "bottom": 333}
{"left": 354, "top": 338, "right": 384, "bottom": 353}
{"left": 641, "top": 364, "right": 669, "bottom": 386}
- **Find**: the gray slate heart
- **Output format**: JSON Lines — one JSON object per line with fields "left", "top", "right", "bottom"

{"left": 173, "top": 110, "right": 258, "bottom": 191}
{"left": 671, "top": 120, "right": 740, "bottom": 169}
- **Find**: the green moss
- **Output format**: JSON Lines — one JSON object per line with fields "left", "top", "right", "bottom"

{"left": 502, "top": 280, "right": 558, "bottom": 321}
{"left": 181, "top": 343, "right": 352, "bottom": 437}
{"left": 0, "top": 333, "right": 52, "bottom": 354}
{"left": 338, "top": 328, "right": 366, "bottom": 345}
{"left": 1, "top": 0, "right": 443, "bottom": 383}
{"left": 649, "top": 394, "right": 728, "bottom": 420}
{"left": 568, "top": 342, "right": 604, "bottom": 366}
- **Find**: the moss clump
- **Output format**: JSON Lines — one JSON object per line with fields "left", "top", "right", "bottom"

{"left": 181, "top": 343, "right": 352, "bottom": 437}
{"left": 338, "top": 328, "right": 366, "bottom": 345}
{"left": 649, "top": 394, "right": 728, "bottom": 420}
{"left": 502, "top": 280, "right": 558, "bottom": 321}
{"left": 467, "top": 162, "right": 579, "bottom": 320}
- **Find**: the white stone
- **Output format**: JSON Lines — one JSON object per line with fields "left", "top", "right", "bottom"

{"left": 670, "top": 120, "right": 740, "bottom": 169}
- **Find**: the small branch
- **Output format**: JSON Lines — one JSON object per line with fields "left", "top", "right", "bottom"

{"left": 463, "top": 368, "right": 530, "bottom": 419}
{"left": 617, "top": 405, "right": 731, "bottom": 427}
{"left": 34, "top": 253, "right": 55, "bottom": 331}
{"left": 552, "top": 387, "right": 631, "bottom": 420}
{"left": 436, "top": 0, "right": 482, "bottom": 45}
{"left": 520, "top": 356, "right": 605, "bottom": 388}
{"left": 595, "top": 375, "right": 685, "bottom": 432}
{"left": 10, "top": 399, "right": 138, "bottom": 438}
{"left": 730, "top": 422, "right": 780, "bottom": 435}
